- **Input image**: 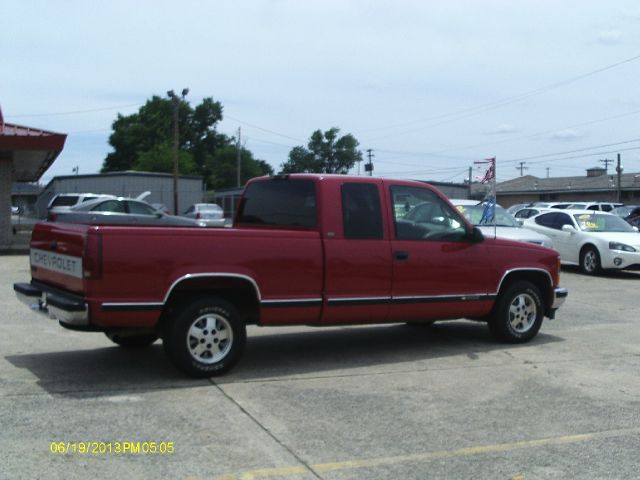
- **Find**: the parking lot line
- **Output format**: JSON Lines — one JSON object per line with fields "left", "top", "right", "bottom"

{"left": 213, "top": 427, "right": 640, "bottom": 480}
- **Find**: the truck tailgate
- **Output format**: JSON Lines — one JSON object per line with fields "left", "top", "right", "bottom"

{"left": 29, "top": 222, "right": 93, "bottom": 294}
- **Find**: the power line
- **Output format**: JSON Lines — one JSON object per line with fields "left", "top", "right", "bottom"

{"left": 363, "top": 52, "right": 640, "bottom": 141}
{"left": 401, "top": 107, "right": 640, "bottom": 158}
{"left": 224, "top": 114, "right": 305, "bottom": 143}
{"left": 6, "top": 103, "right": 143, "bottom": 118}
{"left": 502, "top": 137, "right": 640, "bottom": 164}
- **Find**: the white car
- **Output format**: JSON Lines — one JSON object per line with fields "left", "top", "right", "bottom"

{"left": 182, "top": 203, "right": 226, "bottom": 227}
{"left": 564, "top": 202, "right": 623, "bottom": 212}
{"left": 48, "top": 192, "right": 117, "bottom": 213}
{"left": 449, "top": 202, "right": 554, "bottom": 248}
{"left": 523, "top": 209, "right": 640, "bottom": 274}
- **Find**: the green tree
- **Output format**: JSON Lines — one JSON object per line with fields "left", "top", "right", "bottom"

{"left": 208, "top": 145, "right": 274, "bottom": 190}
{"left": 132, "top": 143, "right": 198, "bottom": 175}
{"left": 281, "top": 127, "right": 362, "bottom": 174}
{"left": 102, "top": 95, "right": 268, "bottom": 189}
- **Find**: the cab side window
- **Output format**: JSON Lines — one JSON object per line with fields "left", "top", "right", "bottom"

{"left": 341, "top": 183, "right": 383, "bottom": 239}
{"left": 391, "top": 186, "right": 465, "bottom": 241}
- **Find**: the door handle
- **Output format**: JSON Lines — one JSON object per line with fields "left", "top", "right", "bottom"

{"left": 394, "top": 251, "right": 409, "bottom": 261}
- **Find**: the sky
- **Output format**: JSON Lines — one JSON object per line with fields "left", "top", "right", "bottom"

{"left": 2, "top": 0, "right": 640, "bottom": 186}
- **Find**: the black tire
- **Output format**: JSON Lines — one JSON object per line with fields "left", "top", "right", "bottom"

{"left": 580, "top": 246, "right": 601, "bottom": 275}
{"left": 105, "top": 332, "right": 159, "bottom": 348}
{"left": 488, "top": 281, "right": 543, "bottom": 343}
{"left": 163, "top": 297, "right": 246, "bottom": 378}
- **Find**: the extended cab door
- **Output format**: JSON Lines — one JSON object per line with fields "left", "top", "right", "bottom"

{"left": 322, "top": 180, "right": 392, "bottom": 323}
{"left": 386, "top": 183, "right": 493, "bottom": 321}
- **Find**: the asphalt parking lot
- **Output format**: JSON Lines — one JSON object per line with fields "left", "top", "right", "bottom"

{"left": 1, "top": 254, "right": 639, "bottom": 480}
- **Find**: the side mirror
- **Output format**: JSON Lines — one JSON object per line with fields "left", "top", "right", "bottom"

{"left": 516, "top": 219, "right": 524, "bottom": 227}
{"left": 561, "top": 224, "right": 576, "bottom": 233}
{"left": 469, "top": 226, "right": 484, "bottom": 243}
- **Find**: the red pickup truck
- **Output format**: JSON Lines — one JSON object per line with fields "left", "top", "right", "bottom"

{"left": 14, "top": 174, "right": 567, "bottom": 377}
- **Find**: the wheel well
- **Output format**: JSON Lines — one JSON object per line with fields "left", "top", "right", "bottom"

{"left": 161, "top": 276, "right": 260, "bottom": 327}
{"left": 498, "top": 270, "right": 552, "bottom": 313}
{"left": 579, "top": 243, "right": 598, "bottom": 258}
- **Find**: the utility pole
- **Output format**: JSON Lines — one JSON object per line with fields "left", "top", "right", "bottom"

{"left": 516, "top": 161, "right": 528, "bottom": 176}
{"left": 167, "top": 88, "right": 189, "bottom": 215}
{"left": 616, "top": 153, "right": 623, "bottom": 202}
{"left": 468, "top": 166, "right": 473, "bottom": 198}
{"left": 599, "top": 158, "right": 613, "bottom": 173}
{"left": 236, "top": 127, "right": 242, "bottom": 187}
{"left": 365, "top": 149, "right": 374, "bottom": 176}
{"left": 546, "top": 167, "right": 550, "bottom": 178}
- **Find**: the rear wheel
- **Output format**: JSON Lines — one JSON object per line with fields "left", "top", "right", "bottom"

{"left": 163, "top": 297, "right": 246, "bottom": 377}
{"left": 105, "top": 332, "right": 158, "bottom": 348}
{"left": 489, "top": 281, "right": 543, "bottom": 343}
{"left": 580, "top": 246, "right": 601, "bottom": 275}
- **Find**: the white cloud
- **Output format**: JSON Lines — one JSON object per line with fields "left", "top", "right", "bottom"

{"left": 551, "top": 129, "right": 585, "bottom": 141}
{"left": 596, "top": 30, "right": 622, "bottom": 45}
{"left": 485, "top": 123, "right": 518, "bottom": 135}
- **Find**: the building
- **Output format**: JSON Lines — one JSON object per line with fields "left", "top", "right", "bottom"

{"left": 0, "top": 106, "right": 66, "bottom": 250}
{"left": 492, "top": 167, "right": 640, "bottom": 207}
{"left": 37, "top": 171, "right": 205, "bottom": 218}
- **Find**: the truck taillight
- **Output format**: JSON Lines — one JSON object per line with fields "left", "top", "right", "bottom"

{"left": 83, "top": 233, "right": 103, "bottom": 279}
{"left": 554, "top": 256, "right": 561, "bottom": 286}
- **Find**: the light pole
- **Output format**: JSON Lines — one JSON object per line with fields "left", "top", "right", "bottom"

{"left": 167, "top": 88, "right": 189, "bottom": 215}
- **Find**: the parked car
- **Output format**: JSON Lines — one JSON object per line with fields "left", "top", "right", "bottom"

{"left": 48, "top": 192, "right": 117, "bottom": 213}
{"left": 151, "top": 203, "right": 170, "bottom": 214}
{"left": 450, "top": 202, "right": 553, "bottom": 248}
{"left": 523, "top": 209, "right": 640, "bottom": 274}
{"left": 531, "top": 202, "right": 572, "bottom": 209}
{"left": 512, "top": 207, "right": 549, "bottom": 220}
{"left": 611, "top": 205, "right": 640, "bottom": 228}
{"left": 564, "top": 202, "right": 623, "bottom": 212}
{"left": 182, "top": 203, "right": 225, "bottom": 227}
{"left": 506, "top": 203, "right": 532, "bottom": 215}
{"left": 49, "top": 197, "right": 202, "bottom": 227}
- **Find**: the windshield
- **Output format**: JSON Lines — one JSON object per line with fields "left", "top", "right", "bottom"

{"left": 455, "top": 204, "right": 519, "bottom": 227}
{"left": 573, "top": 213, "right": 635, "bottom": 232}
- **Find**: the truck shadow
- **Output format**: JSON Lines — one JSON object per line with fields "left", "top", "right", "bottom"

{"left": 224, "top": 321, "right": 563, "bottom": 383}
{"left": 5, "top": 345, "right": 208, "bottom": 397}
{"left": 6, "top": 320, "right": 563, "bottom": 395}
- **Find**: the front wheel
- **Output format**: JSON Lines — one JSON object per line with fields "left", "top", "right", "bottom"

{"left": 488, "top": 281, "right": 543, "bottom": 343}
{"left": 580, "top": 246, "right": 601, "bottom": 275}
{"left": 163, "top": 297, "right": 246, "bottom": 377}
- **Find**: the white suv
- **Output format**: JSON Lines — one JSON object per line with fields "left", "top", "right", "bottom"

{"left": 565, "top": 202, "right": 623, "bottom": 212}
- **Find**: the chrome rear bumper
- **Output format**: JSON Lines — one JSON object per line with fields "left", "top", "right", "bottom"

{"left": 13, "top": 282, "right": 88, "bottom": 326}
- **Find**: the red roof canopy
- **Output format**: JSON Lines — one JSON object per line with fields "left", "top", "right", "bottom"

{"left": 0, "top": 106, "right": 67, "bottom": 182}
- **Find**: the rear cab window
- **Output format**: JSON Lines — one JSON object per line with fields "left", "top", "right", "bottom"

{"left": 237, "top": 179, "right": 317, "bottom": 228}
{"left": 341, "top": 183, "right": 383, "bottom": 239}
